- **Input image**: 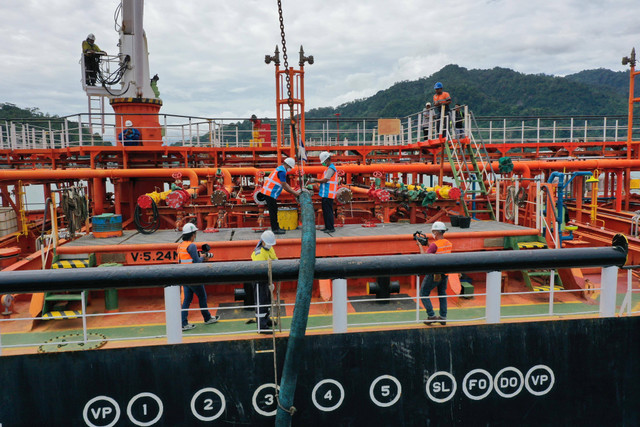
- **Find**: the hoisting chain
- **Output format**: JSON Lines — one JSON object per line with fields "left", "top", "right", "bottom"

{"left": 277, "top": 0, "right": 292, "bottom": 112}
{"left": 277, "top": 0, "right": 304, "bottom": 190}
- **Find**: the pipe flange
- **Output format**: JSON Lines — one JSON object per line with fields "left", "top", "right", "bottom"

{"left": 335, "top": 187, "right": 352, "bottom": 204}
{"left": 211, "top": 189, "right": 228, "bottom": 206}
{"left": 253, "top": 190, "right": 267, "bottom": 205}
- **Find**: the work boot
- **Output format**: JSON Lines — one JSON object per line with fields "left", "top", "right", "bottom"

{"left": 423, "top": 316, "right": 438, "bottom": 326}
{"left": 204, "top": 315, "right": 220, "bottom": 325}
{"left": 437, "top": 316, "right": 447, "bottom": 326}
{"left": 266, "top": 318, "right": 277, "bottom": 327}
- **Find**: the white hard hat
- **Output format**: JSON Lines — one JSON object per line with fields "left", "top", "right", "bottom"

{"left": 319, "top": 151, "right": 331, "bottom": 163}
{"left": 261, "top": 230, "right": 277, "bottom": 247}
{"left": 125, "top": 120, "right": 133, "bottom": 127}
{"left": 87, "top": 33, "right": 95, "bottom": 41}
{"left": 431, "top": 221, "right": 447, "bottom": 232}
{"left": 182, "top": 223, "right": 198, "bottom": 234}
{"left": 284, "top": 158, "right": 296, "bottom": 168}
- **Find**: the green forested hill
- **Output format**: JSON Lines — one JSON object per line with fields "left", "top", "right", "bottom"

{"left": 564, "top": 68, "right": 630, "bottom": 97}
{"left": 0, "top": 103, "right": 50, "bottom": 119}
{"left": 307, "top": 64, "right": 632, "bottom": 119}
{"left": 2, "top": 65, "right": 633, "bottom": 126}
{"left": 0, "top": 103, "right": 107, "bottom": 144}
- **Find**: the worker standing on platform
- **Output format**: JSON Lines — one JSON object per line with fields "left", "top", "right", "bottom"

{"left": 454, "top": 104, "right": 465, "bottom": 139}
{"left": 422, "top": 102, "right": 433, "bottom": 140}
{"left": 118, "top": 120, "right": 141, "bottom": 146}
{"left": 432, "top": 82, "right": 452, "bottom": 136}
{"left": 309, "top": 151, "right": 338, "bottom": 233}
{"left": 251, "top": 230, "right": 278, "bottom": 334}
{"left": 178, "top": 223, "right": 219, "bottom": 331}
{"left": 256, "top": 158, "right": 300, "bottom": 235}
{"left": 82, "top": 33, "right": 106, "bottom": 86}
{"left": 420, "top": 221, "right": 452, "bottom": 326}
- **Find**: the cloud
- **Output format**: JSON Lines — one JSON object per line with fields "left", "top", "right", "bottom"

{"left": 0, "top": 0, "right": 638, "bottom": 118}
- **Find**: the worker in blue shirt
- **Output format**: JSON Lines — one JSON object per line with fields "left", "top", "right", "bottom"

{"left": 118, "top": 120, "right": 141, "bottom": 146}
{"left": 256, "top": 157, "right": 300, "bottom": 234}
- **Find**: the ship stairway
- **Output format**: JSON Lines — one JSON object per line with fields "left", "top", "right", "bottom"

{"left": 445, "top": 114, "right": 496, "bottom": 220}
{"left": 87, "top": 94, "right": 106, "bottom": 140}
{"left": 42, "top": 253, "right": 95, "bottom": 319}
{"left": 504, "top": 235, "right": 564, "bottom": 292}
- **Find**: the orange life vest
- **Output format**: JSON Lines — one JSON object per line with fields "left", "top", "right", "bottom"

{"left": 260, "top": 165, "right": 286, "bottom": 199}
{"left": 177, "top": 241, "right": 193, "bottom": 264}
{"left": 319, "top": 164, "right": 339, "bottom": 199}
{"left": 434, "top": 238, "right": 453, "bottom": 254}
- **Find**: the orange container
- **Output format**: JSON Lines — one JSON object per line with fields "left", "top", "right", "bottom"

{"left": 0, "top": 247, "right": 20, "bottom": 270}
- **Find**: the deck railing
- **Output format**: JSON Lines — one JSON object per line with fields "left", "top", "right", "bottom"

{"left": 0, "top": 248, "right": 633, "bottom": 355}
{"left": 1, "top": 112, "right": 639, "bottom": 150}
{"left": 0, "top": 266, "right": 636, "bottom": 355}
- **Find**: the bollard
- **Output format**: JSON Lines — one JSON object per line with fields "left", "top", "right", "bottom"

{"left": 164, "top": 285, "right": 182, "bottom": 344}
{"left": 332, "top": 278, "right": 348, "bottom": 333}
{"left": 599, "top": 266, "right": 618, "bottom": 317}
{"left": 486, "top": 271, "right": 502, "bottom": 323}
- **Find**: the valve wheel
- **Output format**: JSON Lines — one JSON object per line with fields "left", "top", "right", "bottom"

{"left": 373, "top": 171, "right": 383, "bottom": 178}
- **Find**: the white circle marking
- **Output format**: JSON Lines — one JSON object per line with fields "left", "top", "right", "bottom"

{"left": 82, "top": 395, "right": 121, "bottom": 427}
{"left": 312, "top": 379, "right": 345, "bottom": 412}
{"left": 369, "top": 375, "right": 402, "bottom": 408}
{"left": 252, "top": 383, "right": 278, "bottom": 417}
{"left": 425, "top": 371, "right": 457, "bottom": 403}
{"left": 494, "top": 366, "right": 524, "bottom": 398}
{"left": 462, "top": 369, "right": 494, "bottom": 401}
{"left": 190, "top": 387, "right": 226, "bottom": 422}
{"left": 525, "top": 364, "right": 555, "bottom": 396}
{"left": 126, "top": 392, "right": 163, "bottom": 426}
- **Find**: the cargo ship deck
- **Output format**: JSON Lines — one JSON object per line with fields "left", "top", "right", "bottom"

{"left": 2, "top": 220, "right": 637, "bottom": 356}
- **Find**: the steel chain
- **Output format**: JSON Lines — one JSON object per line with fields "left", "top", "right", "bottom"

{"left": 277, "top": 0, "right": 292, "bottom": 106}
{"left": 276, "top": 0, "right": 303, "bottom": 188}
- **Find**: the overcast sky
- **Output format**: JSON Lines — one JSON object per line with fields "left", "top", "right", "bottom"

{"left": 1, "top": 0, "right": 638, "bottom": 119}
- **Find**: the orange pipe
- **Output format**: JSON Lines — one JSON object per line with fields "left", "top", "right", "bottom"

{"left": 348, "top": 185, "right": 371, "bottom": 195}
{"left": 0, "top": 168, "right": 200, "bottom": 187}
{"left": 519, "top": 159, "right": 640, "bottom": 172}
{"left": 9, "top": 160, "right": 640, "bottom": 192}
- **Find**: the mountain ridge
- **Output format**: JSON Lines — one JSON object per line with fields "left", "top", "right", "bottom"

{"left": 1, "top": 65, "right": 635, "bottom": 120}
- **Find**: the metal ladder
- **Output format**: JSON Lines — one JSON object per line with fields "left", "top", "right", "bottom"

{"left": 444, "top": 109, "right": 496, "bottom": 219}
{"left": 87, "top": 94, "right": 106, "bottom": 143}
